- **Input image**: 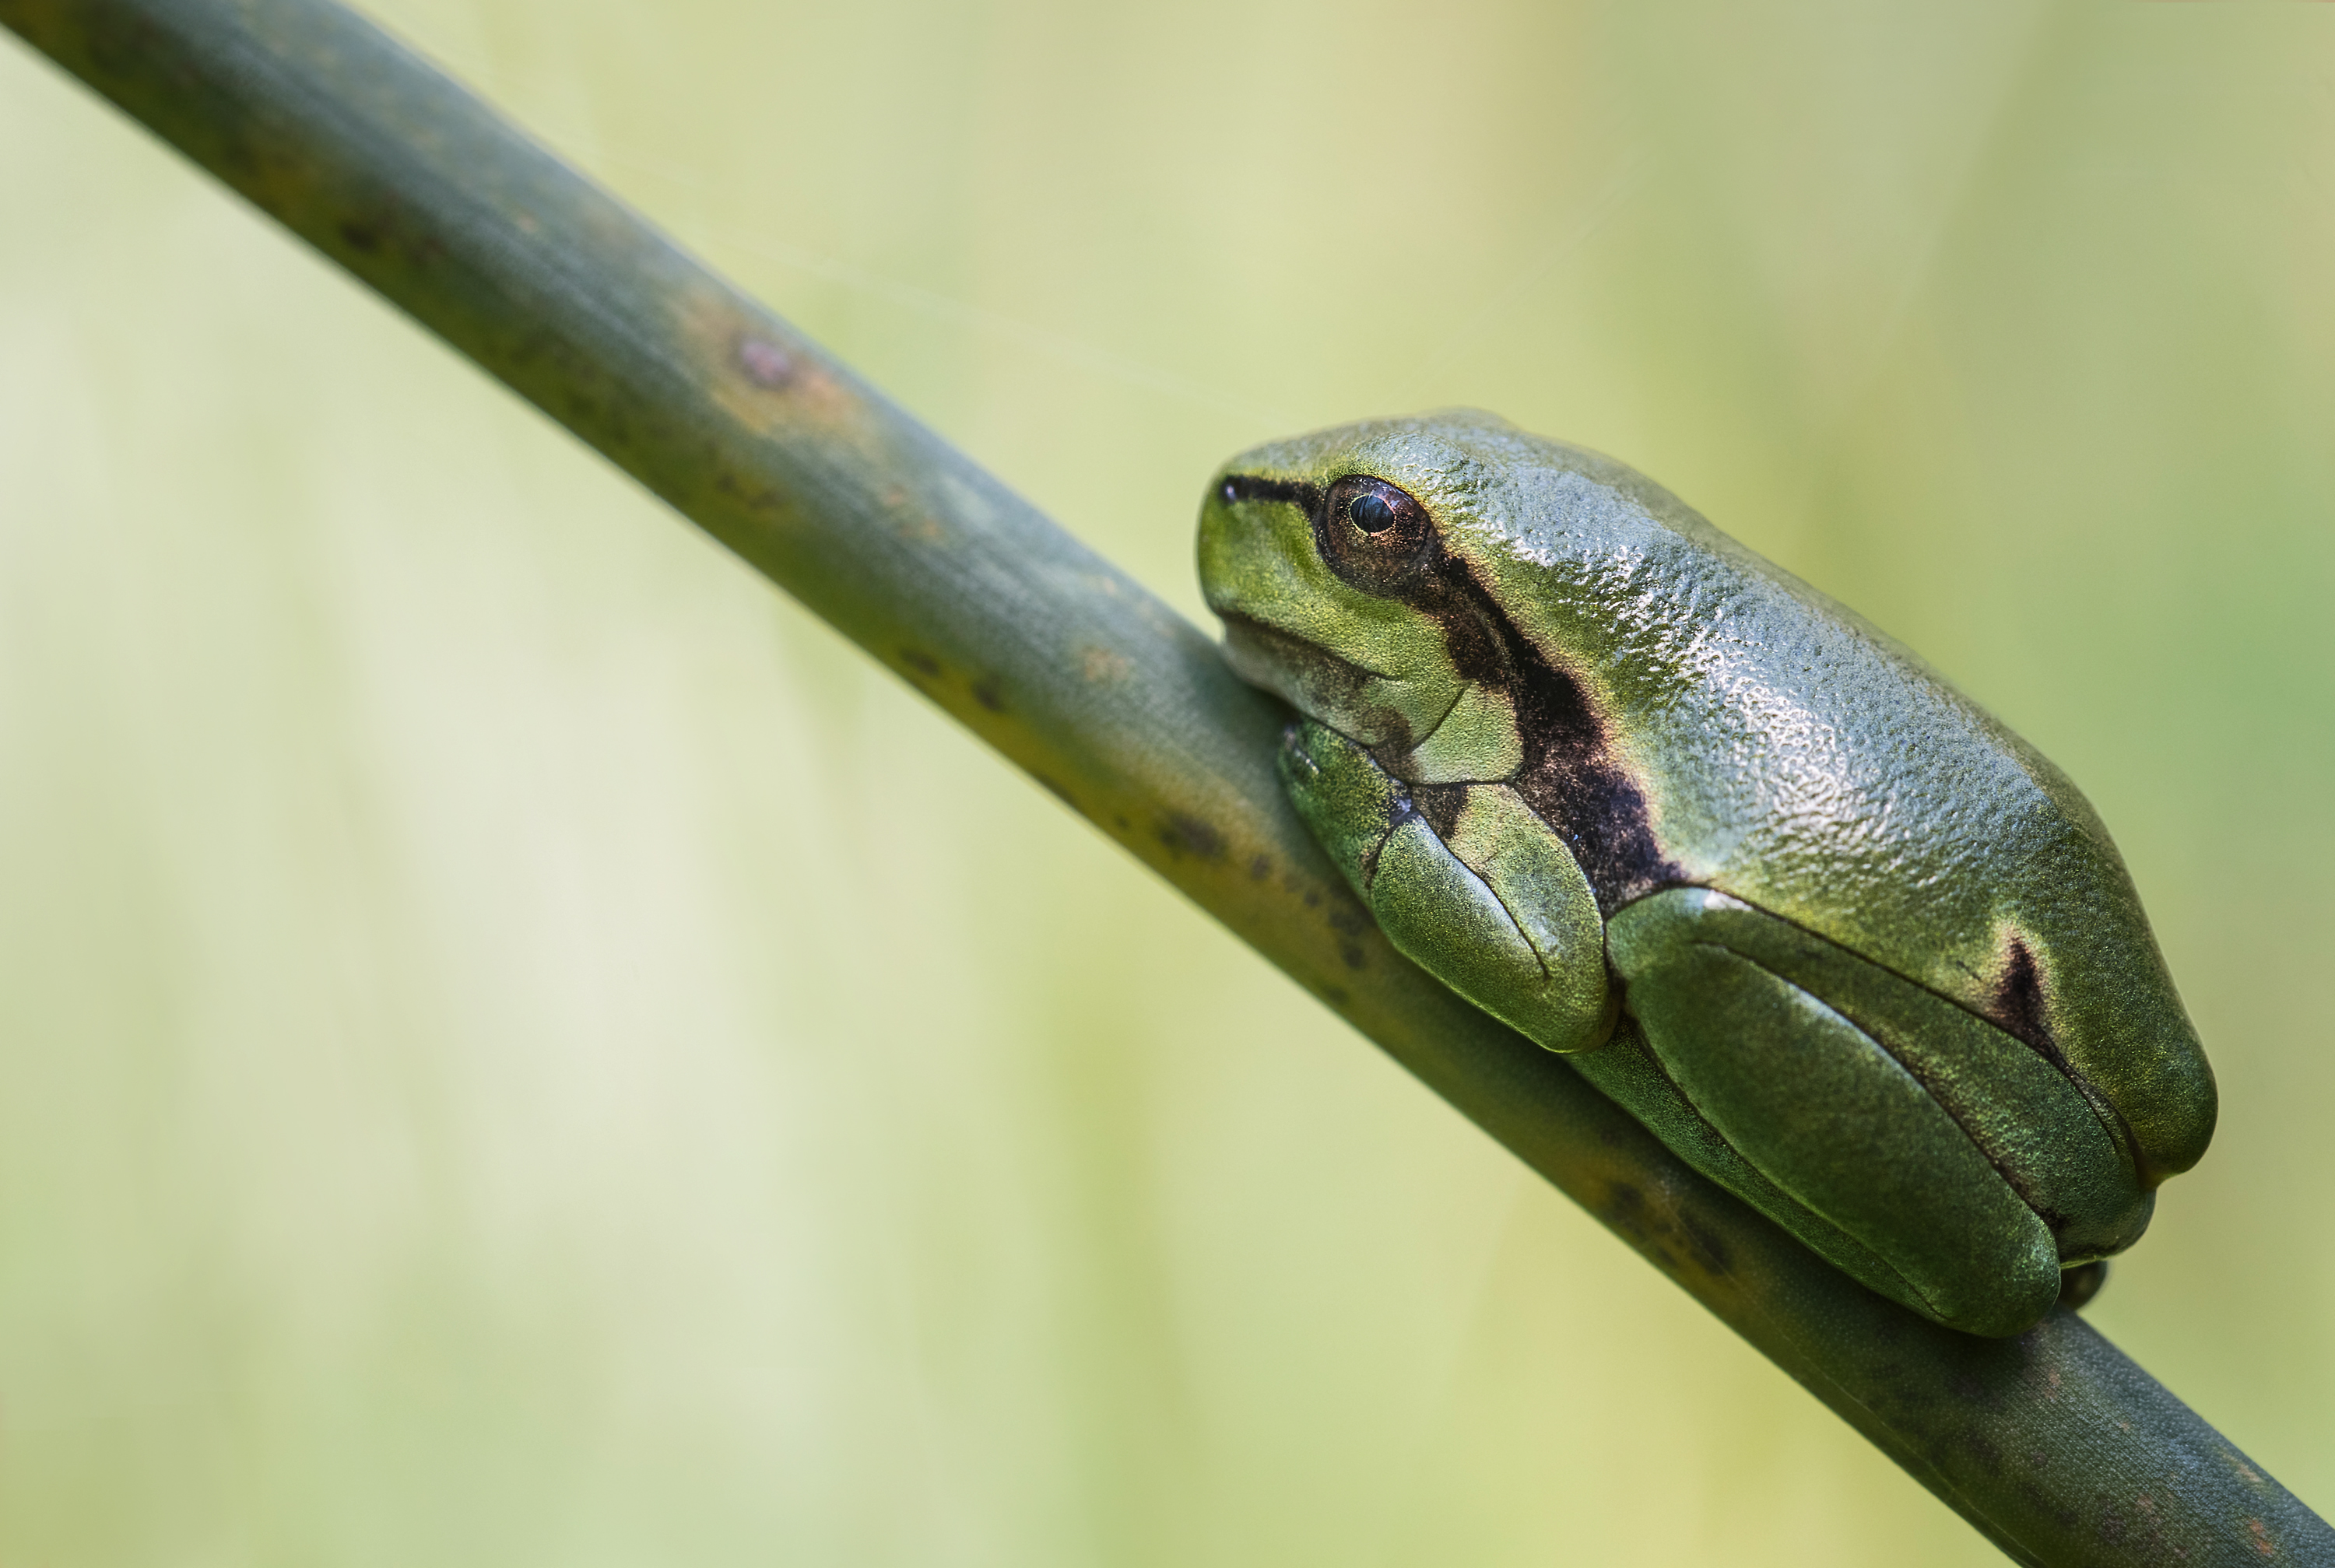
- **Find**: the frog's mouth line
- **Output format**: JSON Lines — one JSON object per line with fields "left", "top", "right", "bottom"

{"left": 1215, "top": 610, "right": 1396, "bottom": 692}
{"left": 1217, "top": 611, "right": 1484, "bottom": 766}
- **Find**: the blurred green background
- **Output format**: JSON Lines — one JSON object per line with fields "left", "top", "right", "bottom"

{"left": 2, "top": 1, "right": 2331, "bottom": 1563}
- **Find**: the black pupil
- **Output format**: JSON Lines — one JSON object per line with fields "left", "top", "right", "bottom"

{"left": 1349, "top": 492, "right": 1396, "bottom": 534}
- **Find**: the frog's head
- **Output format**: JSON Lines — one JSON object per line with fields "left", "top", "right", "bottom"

{"left": 1199, "top": 411, "right": 1530, "bottom": 785}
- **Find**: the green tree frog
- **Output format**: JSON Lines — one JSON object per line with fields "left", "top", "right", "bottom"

{"left": 1197, "top": 411, "right": 2217, "bottom": 1337}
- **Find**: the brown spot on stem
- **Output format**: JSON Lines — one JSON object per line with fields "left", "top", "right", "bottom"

{"left": 1079, "top": 646, "right": 1132, "bottom": 682}
{"left": 739, "top": 336, "right": 795, "bottom": 388}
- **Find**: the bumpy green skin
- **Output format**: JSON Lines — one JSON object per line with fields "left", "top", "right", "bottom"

{"left": 1199, "top": 412, "right": 2217, "bottom": 1337}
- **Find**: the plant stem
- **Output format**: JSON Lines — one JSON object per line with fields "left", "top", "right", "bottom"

{"left": 2, "top": 1, "right": 2323, "bottom": 1561}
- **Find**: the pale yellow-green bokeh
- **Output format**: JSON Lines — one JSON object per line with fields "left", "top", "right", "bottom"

{"left": 2, "top": 2, "right": 2330, "bottom": 1563}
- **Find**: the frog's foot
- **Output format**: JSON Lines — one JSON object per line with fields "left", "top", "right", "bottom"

{"left": 1279, "top": 717, "right": 1615, "bottom": 1054}
{"left": 1605, "top": 887, "right": 2148, "bottom": 1336}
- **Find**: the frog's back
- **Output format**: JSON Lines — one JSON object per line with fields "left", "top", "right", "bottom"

{"left": 1399, "top": 416, "right": 2214, "bottom": 1184}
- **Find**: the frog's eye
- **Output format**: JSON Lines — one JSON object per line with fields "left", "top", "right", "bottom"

{"left": 1320, "top": 475, "right": 1436, "bottom": 594}
{"left": 1348, "top": 491, "right": 1396, "bottom": 532}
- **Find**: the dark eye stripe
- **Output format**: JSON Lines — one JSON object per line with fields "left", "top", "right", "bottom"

{"left": 1217, "top": 473, "right": 1322, "bottom": 514}
{"left": 1220, "top": 464, "right": 1674, "bottom": 914}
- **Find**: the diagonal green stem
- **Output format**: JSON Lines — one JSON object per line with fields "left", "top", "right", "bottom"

{"left": 1, "top": 2, "right": 2323, "bottom": 1562}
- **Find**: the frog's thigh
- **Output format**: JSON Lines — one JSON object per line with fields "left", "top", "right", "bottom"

{"left": 1279, "top": 720, "right": 1607, "bottom": 1053}
{"left": 1613, "top": 918, "right": 2059, "bottom": 1335}
{"left": 1645, "top": 892, "right": 2149, "bottom": 1263}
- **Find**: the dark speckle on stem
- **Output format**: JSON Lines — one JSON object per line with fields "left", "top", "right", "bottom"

{"left": 1679, "top": 1209, "right": 1733, "bottom": 1275}
{"left": 971, "top": 677, "right": 1005, "bottom": 712}
{"left": 1156, "top": 813, "right": 1225, "bottom": 861}
{"left": 1248, "top": 854, "right": 1272, "bottom": 881}
{"left": 1946, "top": 1372, "right": 1997, "bottom": 1408}
{"left": 712, "top": 472, "right": 785, "bottom": 511}
{"left": 1340, "top": 942, "right": 1366, "bottom": 970}
{"left": 1604, "top": 1182, "right": 1647, "bottom": 1238}
{"left": 339, "top": 219, "right": 381, "bottom": 252}
{"left": 899, "top": 647, "right": 941, "bottom": 678}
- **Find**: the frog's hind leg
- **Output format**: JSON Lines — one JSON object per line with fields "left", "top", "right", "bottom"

{"left": 1606, "top": 889, "right": 2062, "bottom": 1336}
{"left": 1562, "top": 1028, "right": 1926, "bottom": 1307}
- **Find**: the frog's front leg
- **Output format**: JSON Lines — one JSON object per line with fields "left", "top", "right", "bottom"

{"left": 1279, "top": 717, "right": 1616, "bottom": 1053}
